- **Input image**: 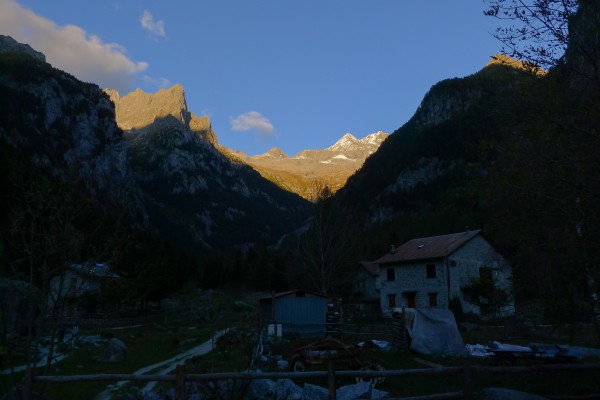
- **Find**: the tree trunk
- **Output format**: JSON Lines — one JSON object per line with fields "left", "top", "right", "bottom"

{"left": 585, "top": 267, "right": 600, "bottom": 345}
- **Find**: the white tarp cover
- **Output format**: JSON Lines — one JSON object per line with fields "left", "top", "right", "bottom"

{"left": 407, "top": 308, "right": 467, "bottom": 356}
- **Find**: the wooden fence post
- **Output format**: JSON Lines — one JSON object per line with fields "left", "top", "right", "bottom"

{"left": 175, "top": 364, "right": 186, "bottom": 400}
{"left": 24, "top": 366, "right": 33, "bottom": 400}
{"left": 327, "top": 360, "right": 336, "bottom": 400}
{"left": 392, "top": 307, "right": 408, "bottom": 351}
{"left": 462, "top": 361, "right": 473, "bottom": 400}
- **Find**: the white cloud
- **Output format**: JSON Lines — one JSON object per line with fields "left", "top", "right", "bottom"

{"left": 230, "top": 111, "right": 275, "bottom": 139}
{"left": 142, "top": 75, "right": 171, "bottom": 89}
{"left": 140, "top": 10, "right": 165, "bottom": 38}
{"left": 0, "top": 0, "right": 147, "bottom": 93}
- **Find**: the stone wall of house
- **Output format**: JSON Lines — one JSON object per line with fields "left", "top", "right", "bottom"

{"left": 379, "top": 261, "right": 448, "bottom": 317}
{"left": 447, "top": 235, "right": 513, "bottom": 315}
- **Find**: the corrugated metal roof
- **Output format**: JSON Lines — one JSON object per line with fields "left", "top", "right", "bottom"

{"left": 375, "top": 230, "right": 481, "bottom": 265}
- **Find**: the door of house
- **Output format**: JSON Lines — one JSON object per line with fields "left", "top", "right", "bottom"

{"left": 404, "top": 292, "right": 416, "bottom": 308}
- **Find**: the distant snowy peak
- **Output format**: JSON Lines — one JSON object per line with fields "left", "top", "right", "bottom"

{"left": 363, "top": 131, "right": 389, "bottom": 146}
{"left": 240, "top": 130, "right": 388, "bottom": 199}
{"left": 329, "top": 133, "right": 360, "bottom": 151}
{"left": 328, "top": 131, "right": 389, "bottom": 152}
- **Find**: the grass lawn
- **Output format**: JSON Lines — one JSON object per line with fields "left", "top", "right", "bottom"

{"left": 0, "top": 323, "right": 216, "bottom": 400}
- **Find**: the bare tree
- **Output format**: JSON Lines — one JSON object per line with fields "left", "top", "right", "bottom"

{"left": 287, "top": 182, "right": 357, "bottom": 297}
{"left": 484, "top": 0, "right": 578, "bottom": 69}
{"left": 485, "top": 0, "right": 600, "bottom": 85}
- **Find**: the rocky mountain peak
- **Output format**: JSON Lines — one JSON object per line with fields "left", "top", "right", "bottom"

{"left": 106, "top": 84, "right": 217, "bottom": 145}
{"left": 105, "top": 84, "right": 188, "bottom": 130}
{"left": 362, "top": 131, "right": 389, "bottom": 145}
{"left": 0, "top": 37, "right": 126, "bottom": 201}
{"left": 485, "top": 53, "right": 545, "bottom": 75}
{"left": 327, "top": 131, "right": 388, "bottom": 153}
{"left": 254, "top": 147, "right": 288, "bottom": 159}
{"left": 329, "top": 133, "right": 360, "bottom": 151}
{"left": 0, "top": 35, "right": 45, "bottom": 62}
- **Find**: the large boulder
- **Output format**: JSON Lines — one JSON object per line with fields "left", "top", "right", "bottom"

{"left": 247, "top": 379, "right": 276, "bottom": 399}
{"left": 337, "top": 383, "right": 372, "bottom": 400}
{"left": 97, "top": 338, "right": 127, "bottom": 362}
{"left": 336, "top": 383, "right": 389, "bottom": 400}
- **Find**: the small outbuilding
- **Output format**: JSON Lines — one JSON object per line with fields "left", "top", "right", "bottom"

{"left": 48, "top": 262, "right": 120, "bottom": 316}
{"left": 260, "top": 290, "right": 327, "bottom": 338}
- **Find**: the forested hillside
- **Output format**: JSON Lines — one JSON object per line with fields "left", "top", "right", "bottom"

{"left": 332, "top": 1, "right": 600, "bottom": 323}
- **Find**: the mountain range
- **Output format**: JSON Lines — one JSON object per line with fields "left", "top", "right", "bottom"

{"left": 0, "top": 35, "right": 308, "bottom": 255}
{"left": 0, "top": 33, "right": 389, "bottom": 257}
{"left": 225, "top": 131, "right": 388, "bottom": 199}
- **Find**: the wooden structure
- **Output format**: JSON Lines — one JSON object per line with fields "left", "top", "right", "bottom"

{"left": 259, "top": 290, "right": 327, "bottom": 337}
{"left": 32, "top": 363, "right": 600, "bottom": 400}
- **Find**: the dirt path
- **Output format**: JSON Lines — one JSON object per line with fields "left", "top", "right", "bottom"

{"left": 94, "top": 329, "right": 228, "bottom": 400}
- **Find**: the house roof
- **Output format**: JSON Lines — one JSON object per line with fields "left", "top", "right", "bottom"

{"left": 259, "top": 289, "right": 326, "bottom": 302}
{"left": 375, "top": 230, "right": 481, "bottom": 265}
{"left": 358, "top": 261, "right": 379, "bottom": 277}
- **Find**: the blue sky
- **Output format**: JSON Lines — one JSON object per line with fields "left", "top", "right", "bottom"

{"left": 1, "top": 1, "right": 505, "bottom": 156}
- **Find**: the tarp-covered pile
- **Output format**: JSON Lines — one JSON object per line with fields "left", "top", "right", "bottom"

{"left": 405, "top": 308, "right": 467, "bottom": 356}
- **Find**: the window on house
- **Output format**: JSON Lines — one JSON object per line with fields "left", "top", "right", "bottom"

{"left": 428, "top": 292, "right": 438, "bottom": 307}
{"left": 386, "top": 267, "right": 395, "bottom": 281}
{"left": 387, "top": 294, "right": 396, "bottom": 308}
{"left": 404, "top": 292, "right": 416, "bottom": 308}
{"left": 426, "top": 264, "right": 436, "bottom": 279}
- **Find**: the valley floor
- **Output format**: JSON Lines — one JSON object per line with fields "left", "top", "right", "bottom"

{"left": 93, "top": 329, "right": 228, "bottom": 400}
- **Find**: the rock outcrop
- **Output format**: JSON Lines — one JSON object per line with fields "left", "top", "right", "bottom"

{"left": 0, "top": 35, "right": 126, "bottom": 201}
{"left": 97, "top": 338, "right": 127, "bottom": 362}
{"left": 106, "top": 85, "right": 217, "bottom": 145}
{"left": 107, "top": 84, "right": 308, "bottom": 250}
{"left": 0, "top": 35, "right": 45, "bottom": 62}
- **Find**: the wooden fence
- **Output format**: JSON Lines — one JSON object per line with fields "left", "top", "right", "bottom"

{"left": 31, "top": 362, "right": 600, "bottom": 400}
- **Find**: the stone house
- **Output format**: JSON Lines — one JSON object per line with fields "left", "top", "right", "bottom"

{"left": 374, "top": 230, "right": 514, "bottom": 317}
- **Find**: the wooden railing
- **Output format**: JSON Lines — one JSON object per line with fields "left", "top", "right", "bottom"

{"left": 31, "top": 362, "right": 600, "bottom": 400}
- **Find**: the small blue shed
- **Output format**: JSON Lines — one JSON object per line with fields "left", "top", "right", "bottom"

{"left": 260, "top": 290, "right": 327, "bottom": 338}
